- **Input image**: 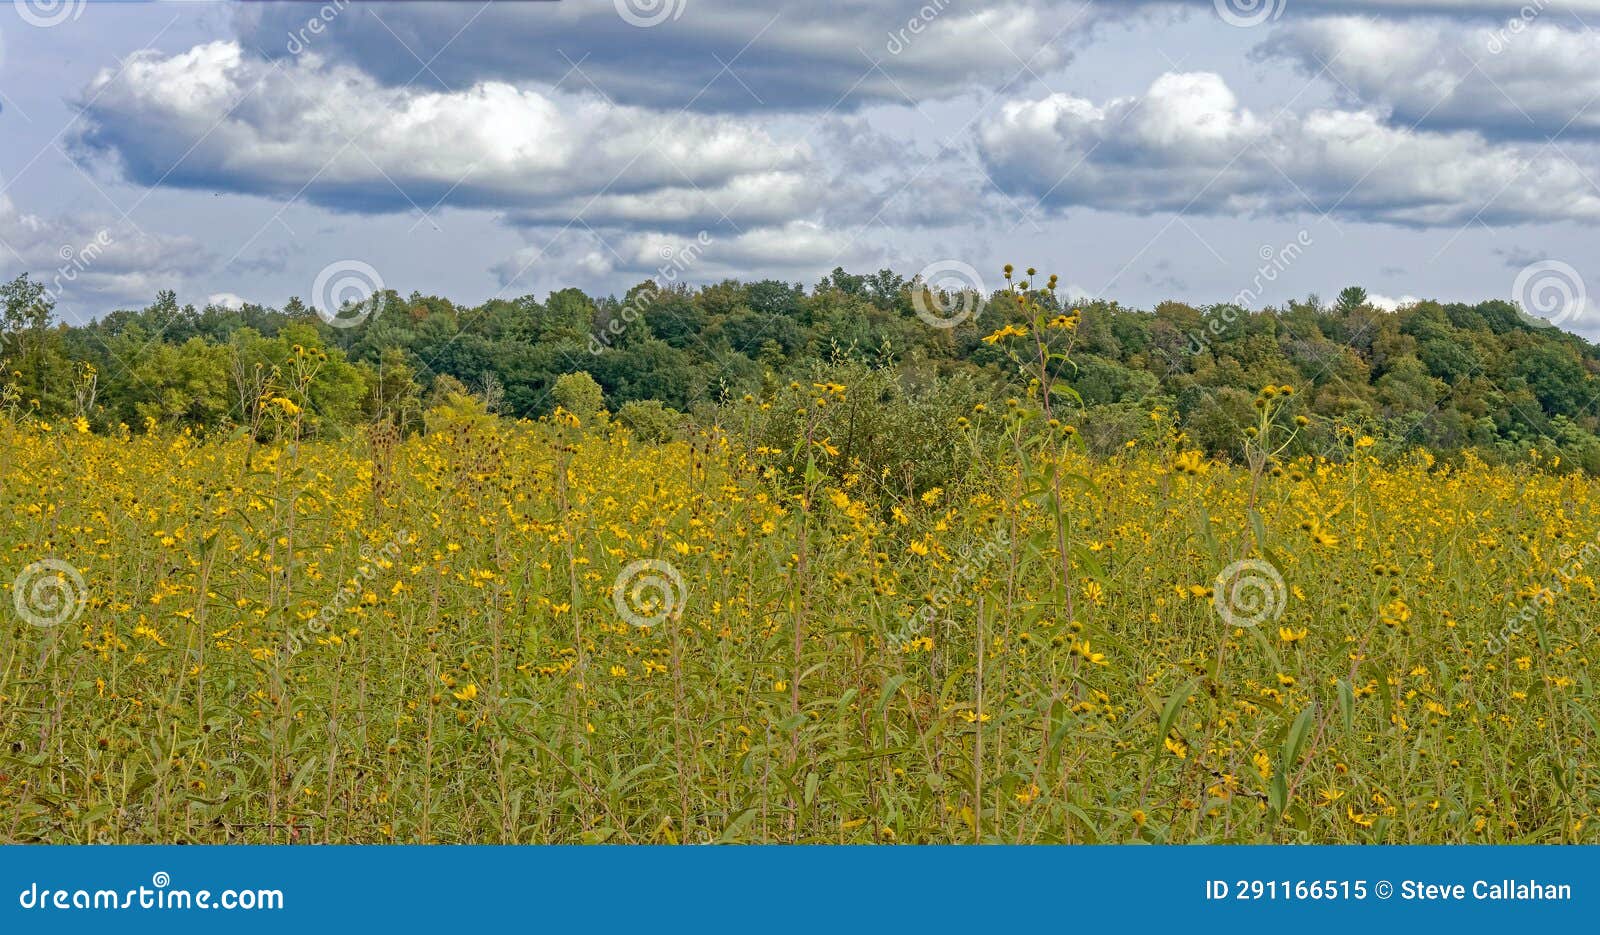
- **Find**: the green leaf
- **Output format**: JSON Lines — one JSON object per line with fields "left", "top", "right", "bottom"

{"left": 876, "top": 675, "right": 909, "bottom": 715}
{"left": 1157, "top": 679, "right": 1198, "bottom": 748}
{"left": 1281, "top": 705, "right": 1315, "bottom": 770}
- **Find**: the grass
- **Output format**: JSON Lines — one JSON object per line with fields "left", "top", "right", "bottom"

{"left": 1, "top": 385, "right": 1598, "bottom": 844}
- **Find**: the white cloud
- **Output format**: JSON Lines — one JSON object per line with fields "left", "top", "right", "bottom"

{"left": 1262, "top": 16, "right": 1600, "bottom": 139}
{"left": 1367, "top": 292, "right": 1420, "bottom": 310}
{"left": 492, "top": 221, "right": 859, "bottom": 292}
{"left": 233, "top": 0, "right": 1100, "bottom": 112}
{"left": 0, "top": 193, "right": 210, "bottom": 313}
{"left": 976, "top": 71, "right": 1600, "bottom": 227}
{"left": 1166, "top": 0, "right": 1600, "bottom": 17}
{"left": 74, "top": 42, "right": 818, "bottom": 233}
{"left": 207, "top": 292, "right": 247, "bottom": 310}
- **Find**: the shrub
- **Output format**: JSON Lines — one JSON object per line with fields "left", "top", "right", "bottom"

{"left": 616, "top": 399, "right": 682, "bottom": 442}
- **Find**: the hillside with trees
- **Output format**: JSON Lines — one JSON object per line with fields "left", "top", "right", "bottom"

{"left": 4, "top": 270, "right": 1598, "bottom": 476}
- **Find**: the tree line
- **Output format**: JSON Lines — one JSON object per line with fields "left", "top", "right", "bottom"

{"left": 4, "top": 270, "right": 1598, "bottom": 473}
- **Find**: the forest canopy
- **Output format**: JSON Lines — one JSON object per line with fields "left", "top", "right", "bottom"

{"left": 4, "top": 269, "right": 1598, "bottom": 475}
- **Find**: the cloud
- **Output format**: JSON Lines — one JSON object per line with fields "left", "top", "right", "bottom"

{"left": 1261, "top": 16, "right": 1600, "bottom": 139}
{"left": 0, "top": 193, "right": 210, "bottom": 312}
{"left": 975, "top": 71, "right": 1600, "bottom": 227}
{"left": 207, "top": 292, "right": 248, "bottom": 310}
{"left": 73, "top": 42, "right": 818, "bottom": 234}
{"left": 1168, "top": 0, "right": 1600, "bottom": 19}
{"left": 1367, "top": 292, "right": 1421, "bottom": 310}
{"left": 1494, "top": 245, "right": 1548, "bottom": 269}
{"left": 233, "top": 0, "right": 1101, "bottom": 113}
{"left": 224, "top": 243, "right": 299, "bottom": 277}
{"left": 811, "top": 116, "right": 1004, "bottom": 229}
{"left": 492, "top": 220, "right": 860, "bottom": 292}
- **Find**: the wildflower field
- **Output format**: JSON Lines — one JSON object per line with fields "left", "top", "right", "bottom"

{"left": 3, "top": 381, "right": 1599, "bottom": 845}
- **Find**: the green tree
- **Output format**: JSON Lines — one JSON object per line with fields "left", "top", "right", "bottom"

{"left": 553, "top": 370, "right": 605, "bottom": 422}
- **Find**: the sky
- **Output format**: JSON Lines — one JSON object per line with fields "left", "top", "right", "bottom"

{"left": 3, "top": 0, "right": 1600, "bottom": 340}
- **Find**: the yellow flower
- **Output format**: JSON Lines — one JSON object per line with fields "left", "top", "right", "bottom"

{"left": 981, "top": 323, "right": 1029, "bottom": 344}
{"left": 451, "top": 683, "right": 479, "bottom": 702}
{"left": 1071, "top": 640, "right": 1108, "bottom": 665}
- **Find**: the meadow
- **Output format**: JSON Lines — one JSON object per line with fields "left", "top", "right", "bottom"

{"left": 3, "top": 362, "right": 1598, "bottom": 845}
